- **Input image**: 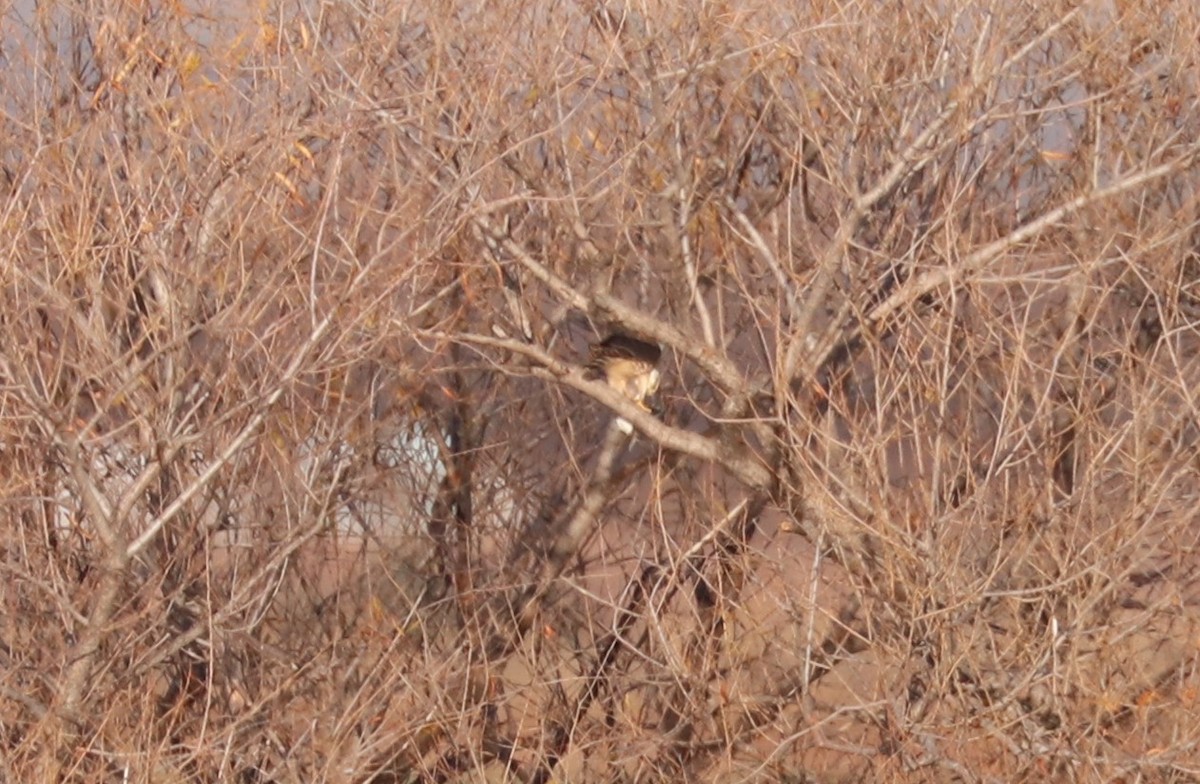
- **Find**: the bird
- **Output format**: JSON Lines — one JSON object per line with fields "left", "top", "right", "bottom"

{"left": 586, "top": 334, "right": 662, "bottom": 432}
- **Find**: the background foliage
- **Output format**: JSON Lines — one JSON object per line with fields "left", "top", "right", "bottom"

{"left": 2, "top": 1, "right": 1200, "bottom": 781}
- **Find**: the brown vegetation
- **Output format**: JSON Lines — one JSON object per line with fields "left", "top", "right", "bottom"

{"left": 3, "top": 0, "right": 1200, "bottom": 781}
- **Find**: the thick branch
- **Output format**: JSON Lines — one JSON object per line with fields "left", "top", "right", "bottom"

{"left": 436, "top": 330, "right": 774, "bottom": 490}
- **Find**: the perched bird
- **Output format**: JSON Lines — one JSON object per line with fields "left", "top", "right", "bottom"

{"left": 586, "top": 334, "right": 662, "bottom": 432}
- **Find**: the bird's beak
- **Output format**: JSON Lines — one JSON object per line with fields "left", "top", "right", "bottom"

{"left": 646, "top": 393, "right": 664, "bottom": 417}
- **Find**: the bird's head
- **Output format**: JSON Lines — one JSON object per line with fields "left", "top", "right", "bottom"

{"left": 588, "top": 334, "right": 663, "bottom": 416}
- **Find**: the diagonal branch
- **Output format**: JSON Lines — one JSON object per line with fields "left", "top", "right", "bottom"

{"left": 865, "top": 146, "right": 1200, "bottom": 328}
{"left": 470, "top": 215, "right": 771, "bottom": 403}
{"left": 431, "top": 329, "right": 774, "bottom": 490}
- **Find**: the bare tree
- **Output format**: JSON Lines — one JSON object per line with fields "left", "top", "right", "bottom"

{"left": 2, "top": 0, "right": 1200, "bottom": 781}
